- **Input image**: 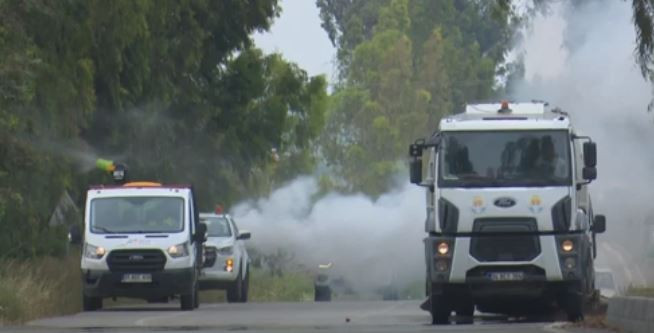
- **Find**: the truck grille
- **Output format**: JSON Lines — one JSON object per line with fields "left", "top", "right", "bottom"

{"left": 107, "top": 249, "right": 166, "bottom": 272}
{"left": 470, "top": 218, "right": 540, "bottom": 262}
{"left": 203, "top": 246, "right": 217, "bottom": 268}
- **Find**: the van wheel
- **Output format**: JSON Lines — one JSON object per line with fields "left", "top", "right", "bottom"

{"left": 227, "top": 269, "right": 243, "bottom": 303}
{"left": 181, "top": 282, "right": 198, "bottom": 311}
{"left": 83, "top": 295, "right": 103, "bottom": 311}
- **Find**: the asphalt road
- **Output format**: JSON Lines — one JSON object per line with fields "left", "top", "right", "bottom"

{"left": 0, "top": 300, "right": 611, "bottom": 333}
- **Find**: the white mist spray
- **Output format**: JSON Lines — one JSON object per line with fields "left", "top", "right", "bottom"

{"left": 232, "top": 177, "right": 426, "bottom": 295}
{"left": 512, "top": 1, "right": 654, "bottom": 286}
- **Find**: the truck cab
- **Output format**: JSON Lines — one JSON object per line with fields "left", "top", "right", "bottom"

{"left": 70, "top": 181, "right": 207, "bottom": 311}
{"left": 409, "top": 102, "right": 606, "bottom": 324}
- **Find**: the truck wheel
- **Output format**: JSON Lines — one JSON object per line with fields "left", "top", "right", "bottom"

{"left": 227, "top": 269, "right": 243, "bottom": 303}
{"left": 429, "top": 295, "right": 451, "bottom": 325}
{"left": 194, "top": 283, "right": 200, "bottom": 308}
{"left": 455, "top": 299, "right": 474, "bottom": 324}
{"left": 82, "top": 295, "right": 102, "bottom": 311}
{"left": 564, "top": 292, "right": 584, "bottom": 322}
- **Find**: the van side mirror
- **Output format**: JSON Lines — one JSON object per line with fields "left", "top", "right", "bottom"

{"left": 237, "top": 230, "right": 251, "bottom": 240}
{"left": 592, "top": 215, "right": 606, "bottom": 233}
{"left": 68, "top": 225, "right": 82, "bottom": 245}
{"left": 582, "top": 167, "right": 597, "bottom": 181}
{"left": 583, "top": 142, "right": 597, "bottom": 167}
{"left": 195, "top": 222, "right": 207, "bottom": 243}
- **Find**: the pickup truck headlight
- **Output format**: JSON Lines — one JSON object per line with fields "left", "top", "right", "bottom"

{"left": 167, "top": 242, "right": 189, "bottom": 258}
{"left": 83, "top": 243, "right": 106, "bottom": 259}
{"left": 217, "top": 246, "right": 233, "bottom": 255}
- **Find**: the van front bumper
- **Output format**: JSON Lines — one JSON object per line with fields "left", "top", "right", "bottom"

{"left": 82, "top": 268, "right": 195, "bottom": 299}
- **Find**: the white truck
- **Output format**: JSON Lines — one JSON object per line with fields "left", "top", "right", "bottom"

{"left": 69, "top": 174, "right": 207, "bottom": 311}
{"left": 409, "top": 102, "right": 606, "bottom": 324}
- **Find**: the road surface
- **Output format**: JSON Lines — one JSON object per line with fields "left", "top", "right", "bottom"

{"left": 1, "top": 300, "right": 612, "bottom": 333}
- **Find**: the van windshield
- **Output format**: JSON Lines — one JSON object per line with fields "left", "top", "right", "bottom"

{"left": 439, "top": 130, "right": 571, "bottom": 188}
{"left": 91, "top": 197, "right": 184, "bottom": 233}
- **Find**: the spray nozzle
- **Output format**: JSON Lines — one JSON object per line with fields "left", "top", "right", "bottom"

{"left": 96, "top": 158, "right": 128, "bottom": 184}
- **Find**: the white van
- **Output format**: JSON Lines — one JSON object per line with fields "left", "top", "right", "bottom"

{"left": 69, "top": 181, "right": 207, "bottom": 311}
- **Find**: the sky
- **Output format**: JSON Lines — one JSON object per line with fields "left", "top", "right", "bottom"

{"left": 253, "top": 0, "right": 337, "bottom": 84}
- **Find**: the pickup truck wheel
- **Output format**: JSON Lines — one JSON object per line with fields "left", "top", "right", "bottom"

{"left": 429, "top": 295, "right": 451, "bottom": 325}
{"left": 239, "top": 266, "right": 249, "bottom": 303}
{"left": 227, "top": 269, "right": 243, "bottom": 303}
{"left": 82, "top": 295, "right": 102, "bottom": 311}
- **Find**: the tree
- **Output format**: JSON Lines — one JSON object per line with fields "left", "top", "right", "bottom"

{"left": 318, "top": 0, "right": 517, "bottom": 196}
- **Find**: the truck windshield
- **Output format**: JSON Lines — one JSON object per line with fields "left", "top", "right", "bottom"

{"left": 439, "top": 130, "right": 571, "bottom": 187}
{"left": 90, "top": 197, "right": 184, "bottom": 233}
{"left": 201, "top": 217, "right": 232, "bottom": 237}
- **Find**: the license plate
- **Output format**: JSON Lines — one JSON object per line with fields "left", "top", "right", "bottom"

{"left": 488, "top": 271, "right": 524, "bottom": 281}
{"left": 122, "top": 273, "right": 152, "bottom": 283}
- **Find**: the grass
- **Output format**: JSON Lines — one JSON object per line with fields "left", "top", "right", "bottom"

{"left": 625, "top": 286, "right": 654, "bottom": 298}
{"left": 0, "top": 256, "right": 314, "bottom": 324}
{"left": 0, "top": 255, "right": 82, "bottom": 325}
{"left": 247, "top": 268, "right": 314, "bottom": 302}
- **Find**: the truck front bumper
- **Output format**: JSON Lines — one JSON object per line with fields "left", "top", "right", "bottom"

{"left": 83, "top": 268, "right": 195, "bottom": 299}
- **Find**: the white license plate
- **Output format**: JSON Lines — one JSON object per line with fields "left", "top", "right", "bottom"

{"left": 122, "top": 273, "right": 152, "bottom": 283}
{"left": 488, "top": 271, "right": 524, "bottom": 281}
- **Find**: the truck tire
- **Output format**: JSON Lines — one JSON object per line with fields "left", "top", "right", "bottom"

{"left": 82, "top": 295, "right": 102, "bottom": 311}
{"left": 455, "top": 299, "right": 474, "bottom": 324}
{"left": 429, "top": 295, "right": 451, "bottom": 325}
{"left": 564, "top": 291, "right": 584, "bottom": 322}
{"left": 227, "top": 269, "right": 243, "bottom": 303}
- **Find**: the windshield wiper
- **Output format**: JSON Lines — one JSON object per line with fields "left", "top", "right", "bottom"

{"left": 93, "top": 226, "right": 123, "bottom": 234}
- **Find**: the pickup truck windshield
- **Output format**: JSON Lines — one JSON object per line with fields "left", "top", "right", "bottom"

{"left": 201, "top": 217, "right": 232, "bottom": 237}
{"left": 439, "top": 130, "right": 571, "bottom": 188}
{"left": 91, "top": 197, "right": 184, "bottom": 233}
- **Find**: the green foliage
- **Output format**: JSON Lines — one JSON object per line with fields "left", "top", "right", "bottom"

{"left": 0, "top": 0, "right": 327, "bottom": 258}
{"left": 318, "top": 0, "right": 517, "bottom": 195}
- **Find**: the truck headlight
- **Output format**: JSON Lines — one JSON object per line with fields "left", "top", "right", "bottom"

{"left": 83, "top": 243, "right": 106, "bottom": 259}
{"left": 437, "top": 242, "right": 449, "bottom": 255}
{"left": 167, "top": 242, "right": 189, "bottom": 258}
{"left": 561, "top": 239, "right": 574, "bottom": 252}
{"left": 217, "top": 246, "right": 233, "bottom": 255}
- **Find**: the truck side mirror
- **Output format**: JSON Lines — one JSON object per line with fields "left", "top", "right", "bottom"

{"left": 68, "top": 225, "right": 82, "bottom": 245}
{"left": 582, "top": 167, "right": 597, "bottom": 181}
{"left": 592, "top": 215, "right": 606, "bottom": 233}
{"left": 409, "top": 142, "right": 424, "bottom": 184}
{"left": 583, "top": 142, "right": 597, "bottom": 167}
{"left": 195, "top": 222, "right": 207, "bottom": 243}
{"left": 410, "top": 158, "right": 422, "bottom": 184}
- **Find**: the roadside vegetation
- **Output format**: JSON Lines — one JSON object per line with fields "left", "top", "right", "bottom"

{"left": 626, "top": 286, "right": 654, "bottom": 298}
{"left": 0, "top": 255, "right": 81, "bottom": 325}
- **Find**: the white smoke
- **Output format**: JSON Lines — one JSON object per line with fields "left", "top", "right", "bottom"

{"left": 511, "top": 1, "right": 654, "bottom": 284}
{"left": 231, "top": 177, "right": 426, "bottom": 294}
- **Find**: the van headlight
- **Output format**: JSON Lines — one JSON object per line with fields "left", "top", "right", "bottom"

{"left": 217, "top": 246, "right": 233, "bottom": 255}
{"left": 167, "top": 242, "right": 189, "bottom": 258}
{"left": 83, "top": 243, "right": 106, "bottom": 259}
